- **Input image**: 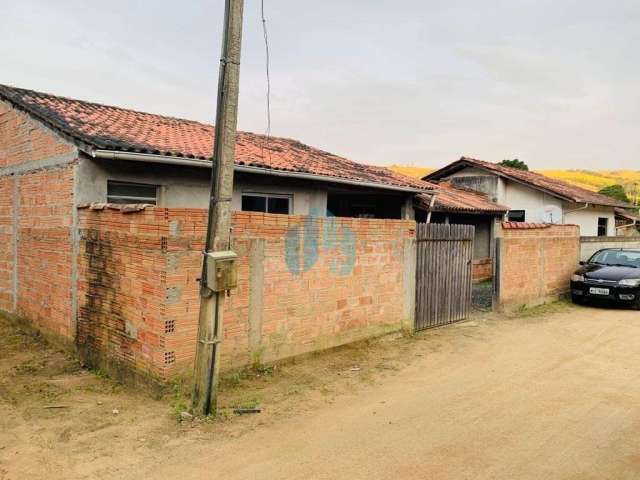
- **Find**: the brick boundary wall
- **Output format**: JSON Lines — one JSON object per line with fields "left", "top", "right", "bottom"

{"left": 498, "top": 223, "right": 580, "bottom": 308}
{"left": 0, "top": 101, "right": 78, "bottom": 341}
{"left": 472, "top": 258, "right": 493, "bottom": 282}
{"left": 580, "top": 237, "right": 640, "bottom": 262}
{"left": 77, "top": 206, "right": 416, "bottom": 384}
{"left": 0, "top": 176, "right": 13, "bottom": 311}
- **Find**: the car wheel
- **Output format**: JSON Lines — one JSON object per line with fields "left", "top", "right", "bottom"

{"left": 633, "top": 297, "right": 640, "bottom": 311}
{"left": 571, "top": 294, "right": 584, "bottom": 305}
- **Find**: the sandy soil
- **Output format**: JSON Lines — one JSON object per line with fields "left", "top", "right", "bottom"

{"left": 1, "top": 302, "right": 640, "bottom": 479}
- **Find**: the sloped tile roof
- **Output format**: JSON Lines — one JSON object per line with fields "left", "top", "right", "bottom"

{"left": 414, "top": 182, "right": 508, "bottom": 214}
{"left": 0, "top": 84, "right": 433, "bottom": 192}
{"left": 424, "top": 157, "right": 632, "bottom": 208}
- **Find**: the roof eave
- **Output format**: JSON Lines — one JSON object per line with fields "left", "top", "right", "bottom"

{"left": 434, "top": 209, "right": 506, "bottom": 215}
{"left": 91, "top": 149, "right": 433, "bottom": 194}
{"left": 422, "top": 159, "right": 469, "bottom": 182}
{"left": 0, "top": 92, "right": 97, "bottom": 154}
{"left": 429, "top": 159, "right": 623, "bottom": 206}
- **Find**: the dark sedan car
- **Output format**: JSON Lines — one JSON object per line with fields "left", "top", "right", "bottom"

{"left": 571, "top": 248, "right": 640, "bottom": 309}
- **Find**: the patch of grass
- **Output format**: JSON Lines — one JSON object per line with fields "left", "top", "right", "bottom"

{"left": 76, "top": 367, "right": 124, "bottom": 395}
{"left": 229, "top": 394, "right": 262, "bottom": 410}
{"left": 13, "top": 361, "right": 43, "bottom": 375}
{"left": 253, "top": 363, "right": 274, "bottom": 376}
{"left": 219, "top": 370, "right": 249, "bottom": 389}
{"left": 508, "top": 298, "right": 573, "bottom": 318}
{"left": 219, "top": 363, "right": 275, "bottom": 391}
{"left": 166, "top": 378, "right": 191, "bottom": 420}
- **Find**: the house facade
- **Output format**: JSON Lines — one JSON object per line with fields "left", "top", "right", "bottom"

{"left": 1, "top": 85, "right": 432, "bottom": 222}
{"left": 424, "top": 157, "right": 633, "bottom": 237}
{"left": 615, "top": 208, "right": 640, "bottom": 237}
{"left": 0, "top": 84, "right": 435, "bottom": 344}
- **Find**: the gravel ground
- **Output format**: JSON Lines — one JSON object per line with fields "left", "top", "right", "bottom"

{"left": 472, "top": 280, "right": 494, "bottom": 310}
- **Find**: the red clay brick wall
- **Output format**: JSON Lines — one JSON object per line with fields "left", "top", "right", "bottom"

{"left": 0, "top": 102, "right": 75, "bottom": 168}
{"left": 77, "top": 207, "right": 415, "bottom": 381}
{"left": 0, "top": 177, "right": 14, "bottom": 311}
{"left": 498, "top": 223, "right": 580, "bottom": 307}
{"left": 16, "top": 167, "right": 75, "bottom": 338}
{"left": 0, "top": 102, "right": 78, "bottom": 339}
{"left": 472, "top": 258, "right": 493, "bottom": 282}
{"left": 77, "top": 207, "right": 184, "bottom": 380}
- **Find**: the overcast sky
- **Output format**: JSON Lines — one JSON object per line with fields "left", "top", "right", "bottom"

{"left": 2, "top": 1, "right": 639, "bottom": 170}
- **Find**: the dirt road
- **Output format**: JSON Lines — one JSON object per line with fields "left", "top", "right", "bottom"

{"left": 2, "top": 304, "right": 640, "bottom": 479}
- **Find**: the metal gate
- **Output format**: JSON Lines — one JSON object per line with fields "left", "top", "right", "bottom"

{"left": 415, "top": 223, "right": 474, "bottom": 331}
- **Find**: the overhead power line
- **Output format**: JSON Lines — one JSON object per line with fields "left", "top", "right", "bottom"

{"left": 261, "top": 0, "right": 272, "bottom": 160}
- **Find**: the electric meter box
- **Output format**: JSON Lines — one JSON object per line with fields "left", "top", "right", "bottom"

{"left": 205, "top": 250, "right": 238, "bottom": 291}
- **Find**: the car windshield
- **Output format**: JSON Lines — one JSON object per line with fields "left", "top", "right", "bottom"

{"left": 589, "top": 250, "right": 640, "bottom": 268}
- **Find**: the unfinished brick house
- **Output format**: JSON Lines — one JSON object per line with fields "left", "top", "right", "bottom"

{"left": 0, "top": 84, "right": 433, "bottom": 384}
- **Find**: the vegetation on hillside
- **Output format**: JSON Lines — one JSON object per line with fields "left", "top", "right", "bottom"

{"left": 598, "top": 184, "right": 631, "bottom": 203}
{"left": 541, "top": 170, "right": 640, "bottom": 204}
{"left": 499, "top": 159, "right": 529, "bottom": 170}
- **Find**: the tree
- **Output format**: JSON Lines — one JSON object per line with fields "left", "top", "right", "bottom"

{"left": 598, "top": 184, "right": 631, "bottom": 203}
{"left": 499, "top": 159, "right": 529, "bottom": 171}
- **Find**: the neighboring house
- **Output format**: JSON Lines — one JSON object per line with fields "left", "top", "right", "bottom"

{"left": 414, "top": 182, "right": 508, "bottom": 281}
{"left": 0, "top": 85, "right": 434, "bottom": 220}
{"left": 424, "top": 157, "right": 633, "bottom": 237}
{"left": 615, "top": 208, "right": 640, "bottom": 237}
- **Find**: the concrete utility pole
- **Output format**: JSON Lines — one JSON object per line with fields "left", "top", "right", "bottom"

{"left": 191, "top": 0, "right": 244, "bottom": 417}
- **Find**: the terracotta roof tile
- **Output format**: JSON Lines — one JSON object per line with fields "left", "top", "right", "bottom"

{"left": 501, "top": 221, "right": 551, "bottom": 230}
{"left": 414, "top": 182, "right": 508, "bottom": 214}
{"left": 0, "top": 84, "right": 433, "bottom": 192}
{"left": 425, "top": 157, "right": 632, "bottom": 208}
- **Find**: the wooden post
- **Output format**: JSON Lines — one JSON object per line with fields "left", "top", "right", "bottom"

{"left": 191, "top": 0, "right": 244, "bottom": 417}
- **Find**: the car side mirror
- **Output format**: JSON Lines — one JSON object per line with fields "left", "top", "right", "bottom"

{"left": 579, "top": 261, "right": 585, "bottom": 266}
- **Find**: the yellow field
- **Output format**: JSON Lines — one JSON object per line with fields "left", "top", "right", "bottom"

{"left": 538, "top": 170, "right": 640, "bottom": 191}
{"left": 389, "top": 165, "right": 640, "bottom": 202}
{"left": 389, "top": 165, "right": 434, "bottom": 179}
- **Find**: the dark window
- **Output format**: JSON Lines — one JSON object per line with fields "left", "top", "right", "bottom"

{"left": 507, "top": 210, "right": 525, "bottom": 222}
{"left": 326, "top": 194, "right": 403, "bottom": 219}
{"left": 241, "top": 195, "right": 267, "bottom": 212}
{"left": 241, "top": 194, "right": 291, "bottom": 214}
{"left": 598, "top": 217, "right": 609, "bottom": 237}
{"left": 268, "top": 196, "right": 290, "bottom": 214}
{"left": 107, "top": 181, "right": 157, "bottom": 204}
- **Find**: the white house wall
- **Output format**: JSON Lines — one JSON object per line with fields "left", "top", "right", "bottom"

{"left": 443, "top": 167, "right": 618, "bottom": 235}
{"left": 442, "top": 166, "right": 503, "bottom": 203}
{"left": 563, "top": 204, "right": 616, "bottom": 237}
{"left": 503, "top": 181, "right": 564, "bottom": 223}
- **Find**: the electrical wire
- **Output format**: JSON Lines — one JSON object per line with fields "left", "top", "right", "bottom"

{"left": 261, "top": 0, "right": 272, "bottom": 161}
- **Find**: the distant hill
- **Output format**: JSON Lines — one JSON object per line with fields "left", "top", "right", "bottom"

{"left": 388, "top": 165, "right": 434, "bottom": 179}
{"left": 389, "top": 165, "right": 640, "bottom": 203}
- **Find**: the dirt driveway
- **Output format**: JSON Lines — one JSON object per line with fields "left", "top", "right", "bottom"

{"left": 2, "top": 304, "right": 640, "bottom": 479}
